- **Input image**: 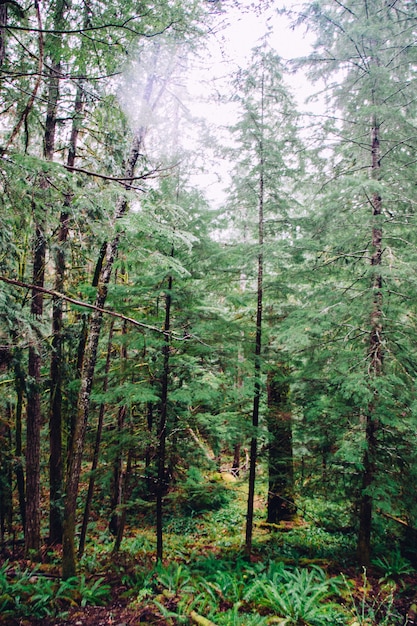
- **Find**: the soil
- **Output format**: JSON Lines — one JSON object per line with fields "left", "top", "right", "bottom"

{"left": 5, "top": 601, "right": 174, "bottom": 626}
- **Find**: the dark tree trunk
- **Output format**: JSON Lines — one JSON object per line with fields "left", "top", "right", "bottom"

{"left": 0, "top": 5, "right": 7, "bottom": 68}
{"left": 113, "top": 446, "right": 133, "bottom": 553}
{"left": 357, "top": 115, "right": 383, "bottom": 566}
{"left": 109, "top": 319, "right": 128, "bottom": 537}
{"left": 156, "top": 272, "right": 172, "bottom": 562}
{"left": 232, "top": 443, "right": 241, "bottom": 477}
{"left": 25, "top": 224, "right": 46, "bottom": 557}
{"left": 145, "top": 401, "right": 154, "bottom": 470}
{"left": 62, "top": 130, "right": 145, "bottom": 579}
{"left": 266, "top": 367, "right": 295, "bottom": 523}
{"left": 0, "top": 407, "right": 12, "bottom": 541}
{"left": 245, "top": 77, "right": 264, "bottom": 556}
{"left": 78, "top": 321, "right": 114, "bottom": 558}
{"left": 109, "top": 405, "right": 127, "bottom": 536}
{"left": 62, "top": 54, "right": 161, "bottom": 578}
{"left": 49, "top": 81, "right": 84, "bottom": 545}
{"left": 14, "top": 353, "right": 26, "bottom": 531}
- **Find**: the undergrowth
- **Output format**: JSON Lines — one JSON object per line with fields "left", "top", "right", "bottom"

{"left": 0, "top": 560, "right": 111, "bottom": 620}
{"left": 1, "top": 481, "right": 415, "bottom": 625}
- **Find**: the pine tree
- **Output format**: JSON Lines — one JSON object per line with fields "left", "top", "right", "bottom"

{"left": 223, "top": 43, "right": 302, "bottom": 552}
{"left": 289, "top": 0, "right": 417, "bottom": 565}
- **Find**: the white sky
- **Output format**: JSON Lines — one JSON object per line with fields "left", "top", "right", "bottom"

{"left": 118, "top": 2, "right": 318, "bottom": 206}
{"left": 185, "top": 2, "right": 317, "bottom": 205}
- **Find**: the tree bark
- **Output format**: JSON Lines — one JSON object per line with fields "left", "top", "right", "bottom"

{"left": 156, "top": 272, "right": 172, "bottom": 562}
{"left": 0, "top": 407, "right": 12, "bottom": 542}
{"left": 113, "top": 446, "right": 133, "bottom": 552}
{"left": 61, "top": 49, "right": 164, "bottom": 577}
{"left": 25, "top": 224, "right": 46, "bottom": 557}
{"left": 62, "top": 130, "right": 145, "bottom": 579}
{"left": 78, "top": 321, "right": 114, "bottom": 558}
{"left": 357, "top": 114, "right": 383, "bottom": 566}
{"left": 109, "top": 406, "right": 127, "bottom": 536}
{"left": 14, "top": 351, "right": 26, "bottom": 531}
{"left": 49, "top": 83, "right": 84, "bottom": 544}
{"left": 245, "top": 75, "right": 264, "bottom": 557}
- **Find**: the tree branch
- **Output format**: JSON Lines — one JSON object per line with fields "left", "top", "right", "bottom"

{"left": 0, "top": 275, "right": 209, "bottom": 345}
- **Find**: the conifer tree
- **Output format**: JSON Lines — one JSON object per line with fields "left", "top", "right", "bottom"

{"left": 289, "top": 0, "right": 417, "bottom": 565}
{"left": 223, "top": 43, "right": 302, "bottom": 552}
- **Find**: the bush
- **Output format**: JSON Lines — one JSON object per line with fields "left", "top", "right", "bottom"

{"left": 175, "top": 466, "right": 233, "bottom": 514}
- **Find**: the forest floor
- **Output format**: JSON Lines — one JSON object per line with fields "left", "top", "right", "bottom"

{"left": 2, "top": 476, "right": 417, "bottom": 625}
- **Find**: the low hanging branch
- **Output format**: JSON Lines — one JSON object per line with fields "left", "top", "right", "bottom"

{"left": 63, "top": 161, "right": 180, "bottom": 190}
{"left": 0, "top": 274, "right": 208, "bottom": 344}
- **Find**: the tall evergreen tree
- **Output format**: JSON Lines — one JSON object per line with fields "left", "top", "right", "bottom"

{"left": 223, "top": 43, "right": 302, "bottom": 552}
{"left": 289, "top": 0, "right": 417, "bottom": 565}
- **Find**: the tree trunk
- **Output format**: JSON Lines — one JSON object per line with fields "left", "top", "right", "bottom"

{"left": 357, "top": 114, "right": 383, "bottom": 566}
{"left": 156, "top": 272, "right": 172, "bottom": 562}
{"left": 61, "top": 52, "right": 162, "bottom": 577}
{"left": 245, "top": 76, "right": 264, "bottom": 557}
{"left": 232, "top": 443, "right": 241, "bottom": 477}
{"left": 109, "top": 406, "right": 127, "bottom": 536}
{"left": 14, "top": 352, "right": 26, "bottom": 531}
{"left": 61, "top": 130, "right": 145, "bottom": 579}
{"left": 25, "top": 224, "right": 46, "bottom": 557}
{"left": 0, "top": 4, "right": 7, "bottom": 68}
{"left": 78, "top": 321, "right": 114, "bottom": 558}
{"left": 109, "top": 320, "right": 128, "bottom": 536}
{"left": 0, "top": 407, "right": 12, "bottom": 542}
{"left": 113, "top": 446, "right": 133, "bottom": 552}
{"left": 49, "top": 81, "right": 84, "bottom": 544}
{"left": 266, "top": 366, "right": 295, "bottom": 523}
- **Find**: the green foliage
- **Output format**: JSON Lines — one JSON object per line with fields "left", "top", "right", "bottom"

{"left": 77, "top": 574, "right": 111, "bottom": 607}
{"left": 372, "top": 551, "right": 415, "bottom": 582}
{"left": 245, "top": 565, "right": 346, "bottom": 625}
{"left": 0, "top": 561, "right": 77, "bottom": 619}
{"left": 173, "top": 466, "right": 233, "bottom": 514}
{"left": 0, "top": 561, "right": 110, "bottom": 619}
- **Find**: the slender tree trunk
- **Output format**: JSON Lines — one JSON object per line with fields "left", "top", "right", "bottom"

{"left": 109, "top": 319, "right": 128, "bottom": 536}
{"left": 156, "top": 272, "right": 172, "bottom": 562}
{"left": 62, "top": 52, "right": 163, "bottom": 578}
{"left": 109, "top": 406, "right": 127, "bottom": 535}
{"left": 78, "top": 321, "right": 114, "bottom": 558}
{"left": 46, "top": 53, "right": 63, "bottom": 543}
{"left": 145, "top": 401, "right": 154, "bottom": 471}
{"left": 24, "top": 0, "right": 56, "bottom": 554}
{"left": 0, "top": 4, "right": 7, "bottom": 68}
{"left": 245, "top": 76, "right": 265, "bottom": 557}
{"left": 25, "top": 224, "right": 46, "bottom": 557}
{"left": 0, "top": 407, "right": 12, "bottom": 542}
{"left": 14, "top": 352, "right": 26, "bottom": 531}
{"left": 113, "top": 446, "right": 133, "bottom": 553}
{"left": 357, "top": 114, "right": 383, "bottom": 566}
{"left": 232, "top": 443, "right": 241, "bottom": 477}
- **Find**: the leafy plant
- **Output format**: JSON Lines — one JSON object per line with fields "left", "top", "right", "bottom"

{"left": 372, "top": 550, "right": 414, "bottom": 582}
{"left": 245, "top": 565, "right": 346, "bottom": 625}
{"left": 77, "top": 574, "right": 111, "bottom": 607}
{"left": 0, "top": 562, "right": 78, "bottom": 619}
{"left": 175, "top": 466, "right": 233, "bottom": 514}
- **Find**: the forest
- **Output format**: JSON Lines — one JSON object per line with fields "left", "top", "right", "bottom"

{"left": 1, "top": 0, "right": 417, "bottom": 624}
